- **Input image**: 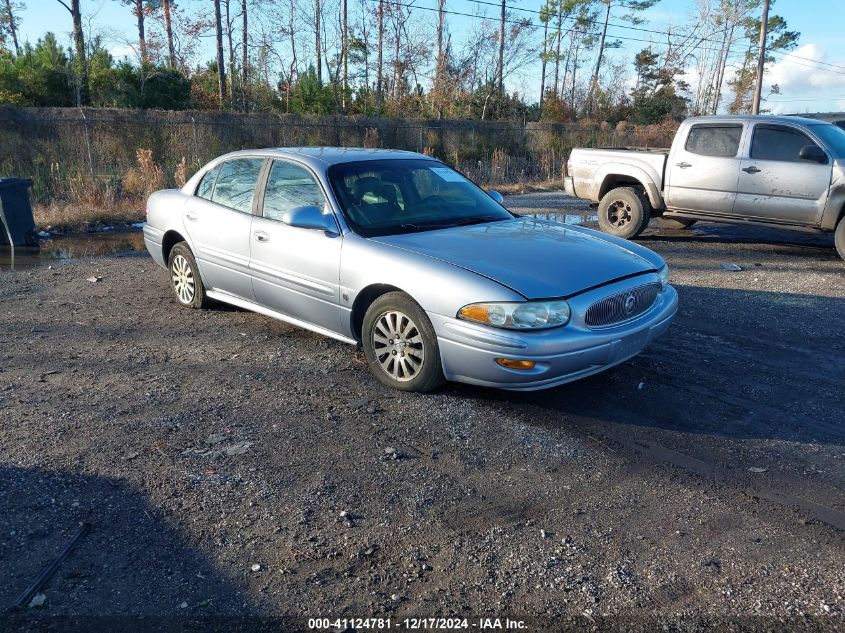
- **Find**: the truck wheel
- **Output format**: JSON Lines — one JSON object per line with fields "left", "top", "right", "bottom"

{"left": 835, "top": 217, "right": 845, "bottom": 261}
{"left": 598, "top": 187, "right": 650, "bottom": 239}
{"left": 659, "top": 217, "right": 697, "bottom": 230}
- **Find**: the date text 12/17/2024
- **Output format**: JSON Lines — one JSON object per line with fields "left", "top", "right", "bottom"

{"left": 308, "top": 617, "right": 528, "bottom": 630}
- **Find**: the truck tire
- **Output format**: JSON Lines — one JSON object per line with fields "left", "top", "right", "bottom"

{"left": 835, "top": 217, "right": 845, "bottom": 261}
{"left": 659, "top": 217, "right": 697, "bottom": 230}
{"left": 598, "top": 187, "right": 650, "bottom": 240}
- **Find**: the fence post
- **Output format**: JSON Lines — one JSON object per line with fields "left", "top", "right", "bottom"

{"left": 190, "top": 116, "right": 197, "bottom": 167}
{"left": 78, "top": 107, "right": 95, "bottom": 179}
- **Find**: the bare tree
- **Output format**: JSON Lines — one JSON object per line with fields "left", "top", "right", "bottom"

{"left": 123, "top": 0, "right": 148, "bottom": 63}
{"left": 241, "top": 0, "right": 248, "bottom": 110}
{"left": 162, "top": 0, "right": 176, "bottom": 66}
{"left": 376, "top": 0, "right": 383, "bottom": 101}
{"left": 2, "top": 0, "right": 21, "bottom": 55}
{"left": 213, "top": 0, "right": 227, "bottom": 106}
{"left": 54, "top": 0, "right": 88, "bottom": 103}
{"left": 315, "top": 0, "right": 322, "bottom": 83}
{"left": 342, "top": 0, "right": 348, "bottom": 108}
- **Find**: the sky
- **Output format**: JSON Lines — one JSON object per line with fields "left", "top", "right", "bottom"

{"left": 14, "top": 0, "right": 845, "bottom": 114}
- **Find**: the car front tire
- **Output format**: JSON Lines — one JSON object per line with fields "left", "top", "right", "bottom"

{"left": 168, "top": 242, "right": 210, "bottom": 309}
{"left": 362, "top": 292, "right": 445, "bottom": 393}
{"left": 836, "top": 216, "right": 845, "bottom": 261}
{"left": 598, "top": 187, "right": 651, "bottom": 239}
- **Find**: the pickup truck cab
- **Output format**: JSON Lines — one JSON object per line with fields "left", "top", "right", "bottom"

{"left": 564, "top": 115, "right": 845, "bottom": 260}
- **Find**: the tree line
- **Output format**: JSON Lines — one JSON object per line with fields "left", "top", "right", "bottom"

{"left": 0, "top": 0, "right": 799, "bottom": 122}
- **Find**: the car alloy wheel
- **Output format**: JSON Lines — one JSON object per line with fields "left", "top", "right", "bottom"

{"left": 371, "top": 310, "right": 425, "bottom": 382}
{"left": 171, "top": 253, "right": 196, "bottom": 305}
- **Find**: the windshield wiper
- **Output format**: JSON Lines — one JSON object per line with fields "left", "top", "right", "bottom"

{"left": 400, "top": 216, "right": 503, "bottom": 232}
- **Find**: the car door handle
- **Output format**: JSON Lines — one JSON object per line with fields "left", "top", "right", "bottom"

{"left": 185, "top": 212, "right": 198, "bottom": 222}
{"left": 254, "top": 231, "right": 270, "bottom": 243}
{"left": 676, "top": 162, "right": 692, "bottom": 169}
{"left": 742, "top": 166, "right": 761, "bottom": 174}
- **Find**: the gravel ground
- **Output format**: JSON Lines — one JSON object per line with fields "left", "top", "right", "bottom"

{"left": 1, "top": 191, "right": 844, "bottom": 632}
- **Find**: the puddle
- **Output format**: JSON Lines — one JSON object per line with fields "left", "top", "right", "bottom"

{"left": 525, "top": 212, "right": 599, "bottom": 225}
{"left": 1, "top": 230, "right": 146, "bottom": 271}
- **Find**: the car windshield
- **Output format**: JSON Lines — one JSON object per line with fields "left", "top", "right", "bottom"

{"left": 810, "top": 123, "right": 845, "bottom": 158}
{"left": 326, "top": 159, "right": 513, "bottom": 236}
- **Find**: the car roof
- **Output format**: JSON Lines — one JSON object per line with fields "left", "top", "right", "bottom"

{"left": 215, "top": 147, "right": 437, "bottom": 168}
{"left": 683, "top": 114, "right": 834, "bottom": 127}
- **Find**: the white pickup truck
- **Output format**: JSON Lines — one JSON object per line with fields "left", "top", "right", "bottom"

{"left": 564, "top": 115, "right": 845, "bottom": 260}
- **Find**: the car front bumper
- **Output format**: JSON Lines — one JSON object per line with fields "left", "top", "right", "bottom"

{"left": 431, "top": 276, "right": 678, "bottom": 391}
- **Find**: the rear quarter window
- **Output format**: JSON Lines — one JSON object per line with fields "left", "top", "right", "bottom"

{"left": 684, "top": 124, "right": 743, "bottom": 158}
{"left": 196, "top": 165, "right": 220, "bottom": 200}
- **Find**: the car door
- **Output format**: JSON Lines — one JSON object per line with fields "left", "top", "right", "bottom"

{"left": 182, "top": 157, "right": 265, "bottom": 299}
{"left": 664, "top": 122, "right": 744, "bottom": 215}
{"left": 733, "top": 123, "right": 833, "bottom": 225}
{"left": 249, "top": 159, "right": 344, "bottom": 334}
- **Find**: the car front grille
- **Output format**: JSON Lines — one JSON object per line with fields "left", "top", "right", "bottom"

{"left": 585, "top": 283, "right": 661, "bottom": 328}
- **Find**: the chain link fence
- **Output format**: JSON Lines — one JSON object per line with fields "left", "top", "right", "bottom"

{"left": 0, "top": 106, "right": 678, "bottom": 204}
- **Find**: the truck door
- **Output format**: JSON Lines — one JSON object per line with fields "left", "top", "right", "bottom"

{"left": 665, "top": 123, "right": 744, "bottom": 215}
{"left": 733, "top": 123, "right": 832, "bottom": 225}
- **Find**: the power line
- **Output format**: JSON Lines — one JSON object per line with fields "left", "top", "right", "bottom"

{"left": 377, "top": 0, "right": 845, "bottom": 76}
{"left": 766, "top": 96, "right": 845, "bottom": 103}
{"left": 464, "top": 0, "right": 739, "bottom": 49}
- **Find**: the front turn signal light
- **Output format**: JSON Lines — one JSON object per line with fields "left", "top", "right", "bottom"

{"left": 496, "top": 358, "right": 536, "bottom": 370}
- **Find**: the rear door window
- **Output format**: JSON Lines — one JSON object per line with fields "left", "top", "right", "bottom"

{"left": 210, "top": 158, "right": 265, "bottom": 213}
{"left": 684, "top": 124, "right": 743, "bottom": 158}
{"left": 751, "top": 125, "right": 821, "bottom": 162}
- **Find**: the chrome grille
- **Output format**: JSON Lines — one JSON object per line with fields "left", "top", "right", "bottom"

{"left": 585, "top": 283, "right": 661, "bottom": 328}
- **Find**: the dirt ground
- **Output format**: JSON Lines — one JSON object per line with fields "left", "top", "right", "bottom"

{"left": 1, "top": 192, "right": 844, "bottom": 632}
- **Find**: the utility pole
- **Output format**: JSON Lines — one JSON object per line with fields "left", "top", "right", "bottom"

{"left": 497, "top": 0, "right": 505, "bottom": 93}
{"left": 751, "top": 0, "right": 769, "bottom": 115}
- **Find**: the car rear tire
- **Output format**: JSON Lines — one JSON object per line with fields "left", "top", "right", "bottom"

{"left": 362, "top": 292, "right": 445, "bottom": 392}
{"left": 598, "top": 187, "right": 651, "bottom": 239}
{"left": 835, "top": 216, "right": 845, "bottom": 261}
{"left": 659, "top": 216, "right": 697, "bottom": 230}
{"left": 168, "top": 242, "right": 210, "bottom": 309}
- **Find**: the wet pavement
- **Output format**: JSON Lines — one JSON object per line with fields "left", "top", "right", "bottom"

{"left": 0, "top": 230, "right": 146, "bottom": 271}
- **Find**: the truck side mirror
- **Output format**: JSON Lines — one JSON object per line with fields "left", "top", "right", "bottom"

{"left": 798, "top": 145, "right": 827, "bottom": 164}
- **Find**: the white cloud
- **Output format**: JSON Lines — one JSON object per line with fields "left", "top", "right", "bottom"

{"left": 764, "top": 44, "right": 845, "bottom": 114}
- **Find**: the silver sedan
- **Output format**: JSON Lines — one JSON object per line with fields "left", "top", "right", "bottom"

{"left": 143, "top": 148, "right": 678, "bottom": 392}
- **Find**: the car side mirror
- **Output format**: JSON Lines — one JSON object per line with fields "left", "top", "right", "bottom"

{"left": 487, "top": 190, "right": 504, "bottom": 204}
{"left": 799, "top": 145, "right": 827, "bottom": 164}
{"left": 282, "top": 205, "right": 338, "bottom": 233}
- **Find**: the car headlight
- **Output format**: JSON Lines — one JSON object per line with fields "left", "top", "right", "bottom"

{"left": 457, "top": 300, "right": 571, "bottom": 330}
{"left": 658, "top": 264, "right": 670, "bottom": 287}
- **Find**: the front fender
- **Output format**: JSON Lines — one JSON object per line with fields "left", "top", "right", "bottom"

{"left": 821, "top": 159, "right": 845, "bottom": 230}
{"left": 339, "top": 233, "right": 523, "bottom": 320}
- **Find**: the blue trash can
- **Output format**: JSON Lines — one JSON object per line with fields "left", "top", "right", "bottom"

{"left": 0, "top": 177, "right": 37, "bottom": 247}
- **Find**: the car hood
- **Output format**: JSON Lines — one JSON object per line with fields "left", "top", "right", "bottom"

{"left": 373, "top": 217, "right": 658, "bottom": 299}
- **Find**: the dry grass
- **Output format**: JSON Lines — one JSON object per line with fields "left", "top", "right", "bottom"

{"left": 33, "top": 200, "right": 144, "bottom": 233}
{"left": 489, "top": 179, "right": 566, "bottom": 194}
{"left": 122, "top": 149, "right": 165, "bottom": 199}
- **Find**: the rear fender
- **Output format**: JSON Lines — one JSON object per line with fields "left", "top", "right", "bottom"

{"left": 596, "top": 163, "right": 665, "bottom": 210}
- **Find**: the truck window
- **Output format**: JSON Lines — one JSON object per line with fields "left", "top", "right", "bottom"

{"left": 684, "top": 124, "right": 743, "bottom": 158}
{"left": 751, "top": 125, "right": 821, "bottom": 162}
